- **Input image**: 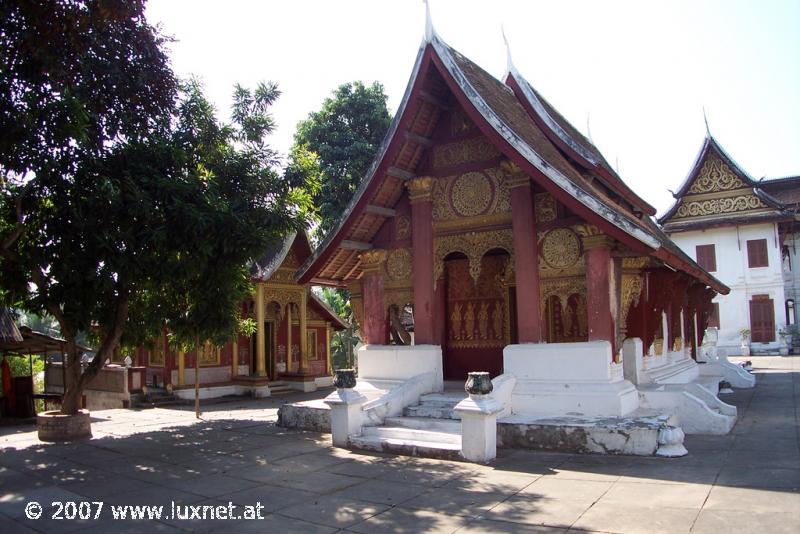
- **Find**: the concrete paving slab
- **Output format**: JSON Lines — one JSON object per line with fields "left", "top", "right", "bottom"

{"left": 349, "top": 506, "right": 474, "bottom": 533}
{"left": 691, "top": 509, "right": 800, "bottom": 534}
{"left": 334, "top": 478, "right": 430, "bottom": 506}
{"left": 278, "top": 494, "right": 390, "bottom": 528}
{"left": 571, "top": 503, "right": 699, "bottom": 533}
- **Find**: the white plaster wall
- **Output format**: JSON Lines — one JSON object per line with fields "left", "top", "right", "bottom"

{"left": 667, "top": 223, "right": 785, "bottom": 353}
{"left": 782, "top": 231, "right": 800, "bottom": 324}
{"left": 357, "top": 345, "right": 443, "bottom": 387}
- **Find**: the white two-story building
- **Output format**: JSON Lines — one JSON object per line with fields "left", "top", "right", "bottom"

{"left": 660, "top": 135, "right": 798, "bottom": 355}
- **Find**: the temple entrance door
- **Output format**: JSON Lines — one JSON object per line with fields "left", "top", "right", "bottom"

{"left": 443, "top": 252, "right": 509, "bottom": 380}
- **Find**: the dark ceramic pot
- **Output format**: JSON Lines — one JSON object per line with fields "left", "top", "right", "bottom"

{"left": 333, "top": 369, "right": 357, "bottom": 389}
{"left": 465, "top": 371, "right": 493, "bottom": 395}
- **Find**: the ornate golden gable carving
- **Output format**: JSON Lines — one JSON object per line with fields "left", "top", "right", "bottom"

{"left": 434, "top": 229, "right": 514, "bottom": 283}
{"left": 359, "top": 249, "right": 388, "bottom": 272}
{"left": 620, "top": 274, "right": 644, "bottom": 331}
{"left": 541, "top": 228, "right": 582, "bottom": 269}
{"left": 395, "top": 214, "right": 411, "bottom": 240}
{"left": 689, "top": 154, "right": 748, "bottom": 194}
{"left": 675, "top": 195, "right": 767, "bottom": 218}
{"left": 431, "top": 167, "right": 510, "bottom": 225}
{"left": 433, "top": 136, "right": 499, "bottom": 168}
{"left": 406, "top": 176, "right": 435, "bottom": 203}
{"left": 534, "top": 193, "right": 556, "bottom": 223}
{"left": 539, "top": 277, "right": 587, "bottom": 315}
{"left": 386, "top": 248, "right": 413, "bottom": 282}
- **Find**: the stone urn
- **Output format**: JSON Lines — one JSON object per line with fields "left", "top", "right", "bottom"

{"left": 333, "top": 369, "right": 357, "bottom": 390}
{"left": 465, "top": 372, "right": 493, "bottom": 396}
{"left": 37, "top": 409, "right": 92, "bottom": 442}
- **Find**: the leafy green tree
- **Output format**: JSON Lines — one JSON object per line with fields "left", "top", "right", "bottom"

{"left": 286, "top": 81, "right": 391, "bottom": 237}
{"left": 0, "top": 1, "right": 312, "bottom": 417}
{"left": 318, "top": 287, "right": 360, "bottom": 370}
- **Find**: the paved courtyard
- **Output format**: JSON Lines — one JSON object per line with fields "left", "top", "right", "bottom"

{"left": 1, "top": 356, "right": 798, "bottom": 533}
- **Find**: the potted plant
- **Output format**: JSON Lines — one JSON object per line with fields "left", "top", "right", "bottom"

{"left": 739, "top": 328, "right": 751, "bottom": 357}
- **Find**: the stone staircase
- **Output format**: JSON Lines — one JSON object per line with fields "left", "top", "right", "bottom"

{"left": 268, "top": 380, "right": 293, "bottom": 396}
{"left": 349, "top": 391, "right": 466, "bottom": 460}
{"left": 130, "top": 388, "right": 187, "bottom": 409}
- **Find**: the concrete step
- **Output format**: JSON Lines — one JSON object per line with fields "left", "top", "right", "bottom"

{"left": 404, "top": 403, "right": 461, "bottom": 420}
{"left": 362, "top": 425, "right": 461, "bottom": 445}
{"left": 419, "top": 392, "right": 467, "bottom": 404}
{"left": 383, "top": 416, "right": 461, "bottom": 433}
{"left": 350, "top": 434, "right": 463, "bottom": 461}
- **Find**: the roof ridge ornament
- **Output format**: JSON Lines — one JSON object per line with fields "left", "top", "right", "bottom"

{"left": 501, "top": 24, "right": 517, "bottom": 76}
{"left": 703, "top": 106, "right": 712, "bottom": 138}
{"left": 423, "top": 0, "right": 436, "bottom": 43}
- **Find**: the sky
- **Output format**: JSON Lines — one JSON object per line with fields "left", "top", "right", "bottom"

{"left": 145, "top": 0, "right": 800, "bottom": 216}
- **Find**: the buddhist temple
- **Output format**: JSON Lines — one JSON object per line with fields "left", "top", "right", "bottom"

{"left": 297, "top": 30, "right": 727, "bottom": 375}
{"left": 661, "top": 134, "right": 799, "bottom": 356}
{"left": 281, "top": 20, "right": 752, "bottom": 460}
{"left": 135, "top": 232, "right": 347, "bottom": 399}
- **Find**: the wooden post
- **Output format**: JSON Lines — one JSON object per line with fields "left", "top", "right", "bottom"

{"left": 584, "top": 235, "right": 616, "bottom": 353}
{"left": 299, "top": 288, "right": 309, "bottom": 373}
{"left": 231, "top": 336, "right": 238, "bottom": 379}
{"left": 177, "top": 350, "right": 185, "bottom": 387}
{"left": 286, "top": 303, "right": 292, "bottom": 373}
{"left": 360, "top": 250, "right": 388, "bottom": 345}
{"left": 504, "top": 163, "right": 543, "bottom": 343}
{"left": 407, "top": 177, "right": 435, "bottom": 344}
{"left": 194, "top": 335, "right": 201, "bottom": 419}
{"left": 255, "top": 283, "right": 266, "bottom": 377}
{"left": 325, "top": 322, "right": 332, "bottom": 375}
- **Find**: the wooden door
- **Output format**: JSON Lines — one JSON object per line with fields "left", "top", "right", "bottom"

{"left": 749, "top": 296, "right": 775, "bottom": 342}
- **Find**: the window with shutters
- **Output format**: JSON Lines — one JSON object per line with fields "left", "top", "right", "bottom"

{"left": 749, "top": 295, "right": 775, "bottom": 342}
{"left": 695, "top": 244, "right": 716, "bottom": 272}
{"left": 707, "top": 303, "right": 720, "bottom": 329}
{"left": 747, "top": 239, "right": 769, "bottom": 268}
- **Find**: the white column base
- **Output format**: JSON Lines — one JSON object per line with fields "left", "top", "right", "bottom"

{"left": 324, "top": 389, "right": 367, "bottom": 447}
{"left": 454, "top": 395, "right": 503, "bottom": 463}
{"left": 504, "top": 342, "right": 639, "bottom": 417}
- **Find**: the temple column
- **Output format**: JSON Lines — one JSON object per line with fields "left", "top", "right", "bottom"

{"left": 584, "top": 235, "right": 616, "bottom": 352}
{"left": 360, "top": 249, "right": 388, "bottom": 345}
{"left": 299, "top": 288, "right": 310, "bottom": 374}
{"left": 325, "top": 322, "right": 332, "bottom": 375}
{"left": 164, "top": 329, "right": 173, "bottom": 391}
{"left": 286, "top": 303, "right": 292, "bottom": 373}
{"left": 407, "top": 177, "right": 435, "bottom": 345}
{"left": 177, "top": 350, "right": 185, "bottom": 387}
{"left": 503, "top": 162, "right": 543, "bottom": 343}
{"left": 255, "top": 283, "right": 267, "bottom": 377}
{"left": 231, "top": 336, "right": 238, "bottom": 378}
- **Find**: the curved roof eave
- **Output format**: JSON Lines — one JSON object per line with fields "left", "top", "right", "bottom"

{"left": 296, "top": 41, "right": 429, "bottom": 283}
{"left": 429, "top": 36, "right": 661, "bottom": 250}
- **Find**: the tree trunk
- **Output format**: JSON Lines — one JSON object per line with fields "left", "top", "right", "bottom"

{"left": 61, "top": 339, "right": 83, "bottom": 415}
{"left": 58, "top": 294, "right": 130, "bottom": 415}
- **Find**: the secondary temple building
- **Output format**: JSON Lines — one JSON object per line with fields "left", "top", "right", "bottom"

{"left": 661, "top": 136, "right": 800, "bottom": 356}
{"left": 280, "top": 27, "right": 756, "bottom": 459}
{"left": 135, "top": 232, "right": 347, "bottom": 399}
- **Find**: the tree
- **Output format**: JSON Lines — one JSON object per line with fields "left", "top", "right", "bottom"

{"left": 286, "top": 81, "right": 391, "bottom": 237}
{"left": 318, "top": 287, "right": 360, "bottom": 369}
{"left": 0, "top": 1, "right": 312, "bottom": 417}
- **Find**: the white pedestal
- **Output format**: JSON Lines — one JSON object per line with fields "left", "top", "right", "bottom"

{"left": 454, "top": 394, "right": 503, "bottom": 463}
{"left": 504, "top": 342, "right": 638, "bottom": 417}
{"left": 324, "top": 389, "right": 367, "bottom": 447}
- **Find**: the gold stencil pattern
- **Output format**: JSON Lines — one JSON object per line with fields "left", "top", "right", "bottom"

{"left": 395, "top": 215, "right": 411, "bottom": 240}
{"left": 688, "top": 154, "right": 748, "bottom": 194}
{"left": 433, "top": 136, "right": 500, "bottom": 168}
{"left": 541, "top": 228, "right": 582, "bottom": 269}
{"left": 675, "top": 195, "right": 766, "bottom": 218}
{"left": 534, "top": 193, "right": 557, "bottom": 223}
{"left": 386, "top": 248, "right": 413, "bottom": 282}
{"left": 450, "top": 172, "right": 493, "bottom": 217}
{"left": 434, "top": 229, "right": 514, "bottom": 283}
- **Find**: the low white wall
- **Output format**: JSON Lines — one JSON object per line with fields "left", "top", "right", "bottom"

{"left": 504, "top": 342, "right": 638, "bottom": 417}
{"left": 357, "top": 345, "right": 443, "bottom": 390}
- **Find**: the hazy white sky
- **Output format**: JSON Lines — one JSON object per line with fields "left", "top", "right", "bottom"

{"left": 146, "top": 0, "right": 800, "bottom": 215}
